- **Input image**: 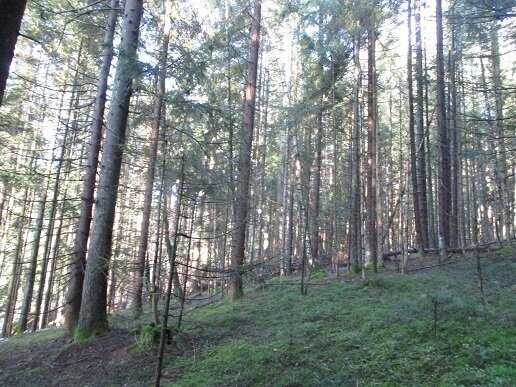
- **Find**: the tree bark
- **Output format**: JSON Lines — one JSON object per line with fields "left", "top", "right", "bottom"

{"left": 366, "top": 11, "right": 378, "bottom": 272}
{"left": 229, "top": 0, "right": 261, "bottom": 299}
{"left": 435, "top": 0, "right": 451, "bottom": 248}
{"left": 0, "top": 0, "right": 28, "bottom": 106}
{"left": 76, "top": 0, "right": 143, "bottom": 337}
{"left": 414, "top": 0, "right": 429, "bottom": 248}
{"left": 64, "top": 0, "right": 119, "bottom": 335}
{"left": 350, "top": 38, "right": 362, "bottom": 272}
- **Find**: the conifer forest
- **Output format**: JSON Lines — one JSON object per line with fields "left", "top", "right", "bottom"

{"left": 0, "top": 0, "right": 515, "bottom": 385}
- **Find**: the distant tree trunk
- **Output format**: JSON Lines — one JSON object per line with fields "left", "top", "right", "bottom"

{"left": 19, "top": 177, "right": 48, "bottom": 332}
{"left": 489, "top": 22, "right": 511, "bottom": 241}
{"left": 449, "top": 26, "right": 460, "bottom": 248}
{"left": 32, "top": 93, "right": 74, "bottom": 331}
{"left": 435, "top": 0, "right": 451, "bottom": 248}
{"left": 64, "top": 0, "right": 119, "bottom": 335}
{"left": 414, "top": 0, "right": 429, "bottom": 248}
{"left": 1, "top": 187, "right": 30, "bottom": 337}
{"left": 407, "top": 0, "right": 423, "bottom": 251}
{"left": 0, "top": 0, "right": 28, "bottom": 106}
{"left": 76, "top": 0, "right": 144, "bottom": 337}
{"left": 350, "top": 38, "right": 362, "bottom": 272}
{"left": 366, "top": 12, "right": 378, "bottom": 272}
{"left": 133, "top": 1, "right": 170, "bottom": 312}
{"left": 310, "top": 110, "right": 323, "bottom": 264}
{"left": 424, "top": 51, "right": 437, "bottom": 247}
{"left": 229, "top": 0, "right": 261, "bottom": 299}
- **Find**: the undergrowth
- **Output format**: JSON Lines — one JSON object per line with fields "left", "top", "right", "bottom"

{"left": 0, "top": 257, "right": 514, "bottom": 386}
{"left": 166, "top": 257, "right": 516, "bottom": 386}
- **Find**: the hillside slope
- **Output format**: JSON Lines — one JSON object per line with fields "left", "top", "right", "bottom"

{"left": 1, "top": 252, "right": 515, "bottom": 386}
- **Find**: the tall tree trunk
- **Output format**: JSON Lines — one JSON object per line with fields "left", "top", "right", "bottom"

{"left": 229, "top": 0, "right": 261, "bottom": 299}
{"left": 366, "top": 11, "right": 378, "bottom": 272}
{"left": 435, "top": 0, "right": 451, "bottom": 248}
{"left": 133, "top": 1, "right": 171, "bottom": 312}
{"left": 0, "top": 0, "right": 28, "bottom": 106}
{"left": 350, "top": 38, "right": 362, "bottom": 272}
{"left": 489, "top": 22, "right": 511, "bottom": 241}
{"left": 407, "top": 0, "right": 423, "bottom": 251}
{"left": 414, "top": 0, "right": 429, "bottom": 248}
{"left": 76, "top": 0, "right": 144, "bottom": 338}
{"left": 64, "top": 0, "right": 119, "bottom": 335}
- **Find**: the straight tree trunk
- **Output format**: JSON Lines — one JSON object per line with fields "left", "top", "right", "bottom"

{"left": 1, "top": 187, "right": 30, "bottom": 337}
{"left": 310, "top": 110, "right": 323, "bottom": 264}
{"left": 19, "top": 176, "right": 48, "bottom": 332}
{"left": 350, "top": 38, "right": 362, "bottom": 272}
{"left": 64, "top": 0, "right": 119, "bottom": 335}
{"left": 407, "top": 0, "right": 424, "bottom": 251}
{"left": 76, "top": 0, "right": 144, "bottom": 338}
{"left": 133, "top": 1, "right": 171, "bottom": 312}
{"left": 435, "top": 0, "right": 451, "bottom": 248}
{"left": 489, "top": 22, "right": 511, "bottom": 241}
{"left": 229, "top": 0, "right": 261, "bottom": 299}
{"left": 0, "top": 0, "right": 28, "bottom": 106}
{"left": 414, "top": 0, "right": 429, "bottom": 248}
{"left": 366, "top": 12, "right": 378, "bottom": 272}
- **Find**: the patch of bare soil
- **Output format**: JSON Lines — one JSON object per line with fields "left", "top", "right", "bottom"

{"left": 0, "top": 329, "right": 156, "bottom": 386}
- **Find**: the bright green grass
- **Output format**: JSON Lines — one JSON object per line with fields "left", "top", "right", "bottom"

{"left": 166, "top": 258, "right": 516, "bottom": 386}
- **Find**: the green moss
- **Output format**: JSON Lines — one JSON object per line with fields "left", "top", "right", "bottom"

{"left": 350, "top": 263, "right": 361, "bottom": 274}
{"left": 73, "top": 327, "right": 104, "bottom": 342}
{"left": 496, "top": 245, "right": 515, "bottom": 256}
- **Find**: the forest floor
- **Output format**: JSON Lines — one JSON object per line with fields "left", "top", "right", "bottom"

{"left": 0, "top": 247, "right": 515, "bottom": 386}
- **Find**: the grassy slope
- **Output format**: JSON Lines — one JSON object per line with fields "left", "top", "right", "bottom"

{"left": 0, "top": 253, "right": 514, "bottom": 386}
{"left": 166, "top": 255, "right": 515, "bottom": 386}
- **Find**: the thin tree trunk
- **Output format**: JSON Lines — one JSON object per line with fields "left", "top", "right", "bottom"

{"left": 1, "top": 187, "right": 30, "bottom": 337}
{"left": 366, "top": 12, "right": 378, "bottom": 272}
{"left": 229, "top": 0, "right": 261, "bottom": 299}
{"left": 350, "top": 38, "right": 362, "bottom": 272}
{"left": 133, "top": 1, "right": 171, "bottom": 312}
{"left": 310, "top": 110, "right": 323, "bottom": 264}
{"left": 407, "top": 0, "right": 424, "bottom": 251}
{"left": 414, "top": 0, "right": 429, "bottom": 248}
{"left": 155, "top": 155, "right": 185, "bottom": 387}
{"left": 435, "top": 0, "right": 451, "bottom": 248}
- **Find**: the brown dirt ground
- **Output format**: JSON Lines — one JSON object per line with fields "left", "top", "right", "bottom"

{"left": 0, "top": 329, "right": 157, "bottom": 386}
